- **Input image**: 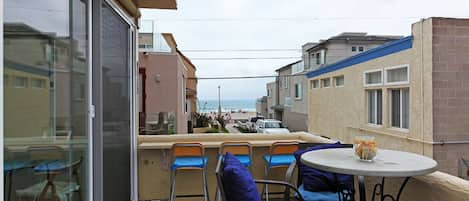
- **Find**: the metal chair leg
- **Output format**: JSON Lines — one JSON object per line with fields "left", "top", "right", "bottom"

{"left": 263, "top": 165, "right": 271, "bottom": 201}
{"left": 203, "top": 168, "right": 210, "bottom": 201}
{"left": 169, "top": 170, "right": 176, "bottom": 201}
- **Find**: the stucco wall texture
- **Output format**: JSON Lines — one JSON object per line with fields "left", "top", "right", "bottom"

{"left": 139, "top": 53, "right": 187, "bottom": 133}
{"left": 308, "top": 18, "right": 469, "bottom": 176}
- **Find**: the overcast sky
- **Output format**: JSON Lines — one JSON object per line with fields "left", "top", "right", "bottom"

{"left": 141, "top": 0, "right": 469, "bottom": 100}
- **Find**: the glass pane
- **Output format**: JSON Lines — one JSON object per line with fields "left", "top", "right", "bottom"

{"left": 368, "top": 90, "right": 376, "bottom": 124}
{"left": 102, "top": 3, "right": 131, "bottom": 200}
{"left": 377, "top": 90, "right": 383, "bottom": 125}
{"left": 335, "top": 76, "right": 344, "bottom": 86}
{"left": 366, "top": 71, "right": 381, "bottom": 85}
{"left": 387, "top": 67, "right": 408, "bottom": 83}
{"left": 4, "top": 0, "right": 89, "bottom": 201}
{"left": 391, "top": 89, "right": 401, "bottom": 127}
{"left": 402, "top": 88, "right": 410, "bottom": 129}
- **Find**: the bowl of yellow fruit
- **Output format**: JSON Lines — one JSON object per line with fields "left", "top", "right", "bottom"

{"left": 353, "top": 136, "right": 377, "bottom": 162}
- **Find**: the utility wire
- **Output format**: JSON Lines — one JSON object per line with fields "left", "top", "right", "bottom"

{"left": 187, "top": 73, "right": 307, "bottom": 80}
{"left": 190, "top": 57, "right": 301, "bottom": 60}
{"left": 153, "top": 16, "right": 433, "bottom": 22}
{"left": 181, "top": 49, "right": 301, "bottom": 52}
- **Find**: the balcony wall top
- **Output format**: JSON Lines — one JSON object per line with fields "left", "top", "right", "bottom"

{"left": 137, "top": 132, "right": 333, "bottom": 149}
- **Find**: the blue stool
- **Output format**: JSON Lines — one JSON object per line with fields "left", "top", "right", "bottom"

{"left": 169, "top": 143, "right": 209, "bottom": 201}
{"left": 215, "top": 142, "right": 253, "bottom": 201}
{"left": 263, "top": 141, "right": 299, "bottom": 200}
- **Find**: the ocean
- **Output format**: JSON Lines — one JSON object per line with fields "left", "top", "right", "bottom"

{"left": 198, "top": 99, "right": 256, "bottom": 113}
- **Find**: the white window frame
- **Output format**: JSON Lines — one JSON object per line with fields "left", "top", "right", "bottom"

{"left": 13, "top": 76, "right": 28, "bottom": 88}
{"left": 311, "top": 80, "right": 319, "bottom": 89}
{"left": 389, "top": 88, "right": 410, "bottom": 131}
{"left": 334, "top": 76, "right": 344, "bottom": 88}
{"left": 384, "top": 65, "right": 410, "bottom": 86}
{"left": 363, "top": 69, "right": 383, "bottom": 87}
{"left": 294, "top": 83, "right": 302, "bottom": 100}
{"left": 367, "top": 89, "right": 382, "bottom": 126}
{"left": 321, "top": 78, "right": 331, "bottom": 88}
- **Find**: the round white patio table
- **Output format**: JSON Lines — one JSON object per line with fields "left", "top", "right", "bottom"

{"left": 301, "top": 148, "right": 438, "bottom": 201}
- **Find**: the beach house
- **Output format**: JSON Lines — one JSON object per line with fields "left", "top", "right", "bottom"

{"left": 306, "top": 17, "right": 469, "bottom": 176}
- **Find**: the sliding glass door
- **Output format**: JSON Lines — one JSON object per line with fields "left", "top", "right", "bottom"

{"left": 3, "top": 0, "right": 90, "bottom": 200}
{"left": 100, "top": 2, "right": 135, "bottom": 201}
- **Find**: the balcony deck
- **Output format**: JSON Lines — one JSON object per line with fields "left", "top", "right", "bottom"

{"left": 137, "top": 132, "right": 469, "bottom": 201}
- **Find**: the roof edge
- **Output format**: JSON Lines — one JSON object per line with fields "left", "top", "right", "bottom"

{"left": 306, "top": 36, "right": 413, "bottom": 78}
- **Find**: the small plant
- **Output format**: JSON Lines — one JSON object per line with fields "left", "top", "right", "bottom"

{"left": 194, "top": 113, "right": 210, "bottom": 128}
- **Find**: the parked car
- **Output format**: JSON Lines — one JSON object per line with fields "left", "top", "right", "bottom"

{"left": 255, "top": 119, "right": 290, "bottom": 134}
{"left": 247, "top": 116, "right": 264, "bottom": 132}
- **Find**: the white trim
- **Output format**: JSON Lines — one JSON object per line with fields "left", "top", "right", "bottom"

{"left": 384, "top": 64, "right": 410, "bottom": 86}
{"left": 0, "top": 0, "right": 4, "bottom": 197}
{"left": 86, "top": 2, "right": 94, "bottom": 201}
{"left": 311, "top": 79, "right": 319, "bottom": 89}
{"left": 363, "top": 69, "right": 383, "bottom": 87}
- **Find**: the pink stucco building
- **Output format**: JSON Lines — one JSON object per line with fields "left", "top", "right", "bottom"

{"left": 138, "top": 33, "right": 191, "bottom": 134}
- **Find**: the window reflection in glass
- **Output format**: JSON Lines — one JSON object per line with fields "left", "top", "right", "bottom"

{"left": 3, "top": 0, "right": 88, "bottom": 200}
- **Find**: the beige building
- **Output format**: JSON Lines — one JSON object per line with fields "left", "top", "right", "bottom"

{"left": 307, "top": 17, "right": 469, "bottom": 176}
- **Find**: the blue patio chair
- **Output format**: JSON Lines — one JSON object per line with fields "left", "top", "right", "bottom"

{"left": 216, "top": 152, "right": 305, "bottom": 201}
{"left": 215, "top": 142, "right": 253, "bottom": 201}
{"left": 284, "top": 143, "right": 355, "bottom": 201}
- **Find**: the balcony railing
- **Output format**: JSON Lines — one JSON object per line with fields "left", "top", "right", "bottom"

{"left": 137, "top": 132, "right": 469, "bottom": 201}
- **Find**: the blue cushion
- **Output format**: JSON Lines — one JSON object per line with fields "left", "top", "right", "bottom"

{"left": 4, "top": 161, "right": 31, "bottom": 172}
{"left": 33, "top": 160, "right": 68, "bottom": 172}
{"left": 298, "top": 184, "right": 339, "bottom": 201}
{"left": 294, "top": 142, "right": 354, "bottom": 192}
{"left": 171, "top": 157, "right": 208, "bottom": 170}
{"left": 263, "top": 154, "right": 295, "bottom": 167}
{"left": 222, "top": 155, "right": 251, "bottom": 167}
{"left": 222, "top": 152, "right": 261, "bottom": 201}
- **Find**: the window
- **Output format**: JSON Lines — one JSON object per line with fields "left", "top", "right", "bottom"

{"left": 311, "top": 80, "right": 319, "bottom": 89}
{"left": 267, "top": 89, "right": 271, "bottom": 97}
{"left": 284, "top": 97, "right": 292, "bottom": 106}
{"left": 294, "top": 83, "right": 302, "bottom": 99}
{"left": 14, "top": 76, "right": 28, "bottom": 88}
{"left": 390, "top": 88, "right": 410, "bottom": 129}
{"left": 316, "top": 53, "right": 320, "bottom": 65}
{"left": 385, "top": 65, "right": 409, "bottom": 85}
{"left": 364, "top": 70, "right": 382, "bottom": 86}
{"left": 367, "top": 90, "right": 382, "bottom": 125}
{"left": 321, "top": 78, "right": 331, "bottom": 88}
{"left": 352, "top": 46, "right": 357, "bottom": 52}
{"left": 334, "top": 76, "right": 344, "bottom": 87}
{"left": 31, "top": 78, "right": 46, "bottom": 88}
{"left": 358, "top": 46, "right": 364, "bottom": 52}
{"left": 283, "top": 76, "right": 289, "bottom": 89}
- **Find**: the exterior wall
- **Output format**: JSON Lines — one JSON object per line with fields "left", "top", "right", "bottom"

{"left": 256, "top": 96, "right": 268, "bottom": 117}
{"left": 138, "top": 52, "right": 187, "bottom": 133}
{"left": 266, "top": 82, "right": 276, "bottom": 119}
{"left": 184, "top": 60, "right": 197, "bottom": 114}
{"left": 308, "top": 19, "right": 435, "bottom": 158}
{"left": 431, "top": 18, "right": 469, "bottom": 175}
{"left": 283, "top": 110, "right": 308, "bottom": 131}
